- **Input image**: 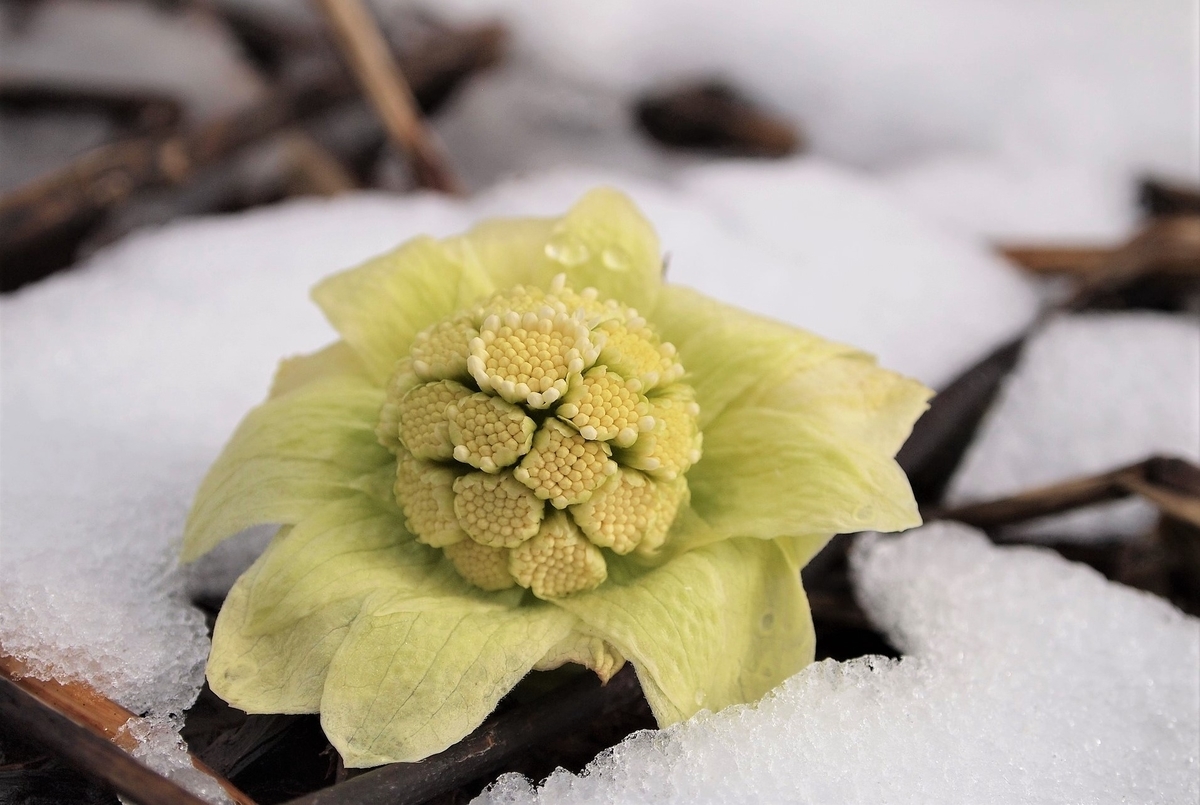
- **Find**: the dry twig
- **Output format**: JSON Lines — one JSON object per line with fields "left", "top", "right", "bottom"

{"left": 998, "top": 215, "right": 1200, "bottom": 306}
{"left": 998, "top": 245, "right": 1113, "bottom": 277}
{"left": 313, "top": 0, "right": 464, "bottom": 194}
{"left": 0, "top": 652, "right": 256, "bottom": 805}
{"left": 930, "top": 456, "right": 1200, "bottom": 530}
{"left": 1140, "top": 176, "right": 1200, "bottom": 217}
{"left": 0, "top": 677, "right": 210, "bottom": 805}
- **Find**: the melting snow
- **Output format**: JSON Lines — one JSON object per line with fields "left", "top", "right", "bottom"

{"left": 478, "top": 523, "right": 1200, "bottom": 805}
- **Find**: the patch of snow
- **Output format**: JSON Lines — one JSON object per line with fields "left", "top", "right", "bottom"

{"left": 477, "top": 522, "right": 1200, "bottom": 805}
{"left": 123, "top": 717, "right": 234, "bottom": 805}
{"left": 433, "top": 61, "right": 683, "bottom": 194}
{"left": 946, "top": 313, "right": 1200, "bottom": 540}
{"left": 429, "top": 0, "right": 1198, "bottom": 241}
{"left": 0, "top": 0, "right": 265, "bottom": 123}
{"left": 676, "top": 159, "right": 1042, "bottom": 385}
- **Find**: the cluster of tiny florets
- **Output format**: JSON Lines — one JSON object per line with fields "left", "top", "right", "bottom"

{"left": 380, "top": 274, "right": 701, "bottom": 598}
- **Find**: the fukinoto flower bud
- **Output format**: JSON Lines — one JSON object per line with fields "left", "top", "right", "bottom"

{"left": 384, "top": 275, "right": 700, "bottom": 598}
{"left": 187, "top": 188, "right": 929, "bottom": 768}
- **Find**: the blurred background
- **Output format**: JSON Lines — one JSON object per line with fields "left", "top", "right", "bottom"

{"left": 1, "top": 0, "right": 1197, "bottom": 290}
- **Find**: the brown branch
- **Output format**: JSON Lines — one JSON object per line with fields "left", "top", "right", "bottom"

{"left": 0, "top": 78, "right": 182, "bottom": 133}
{"left": 284, "top": 666, "right": 643, "bottom": 805}
{"left": 930, "top": 456, "right": 1200, "bottom": 530}
{"left": 997, "top": 216, "right": 1200, "bottom": 305}
{"left": 1065, "top": 215, "right": 1200, "bottom": 308}
{"left": 0, "top": 676, "right": 214, "bottom": 805}
{"left": 313, "top": 0, "right": 464, "bottom": 195}
{"left": 998, "top": 245, "right": 1114, "bottom": 277}
{"left": 0, "top": 73, "right": 351, "bottom": 254}
{"left": 0, "top": 652, "right": 256, "bottom": 805}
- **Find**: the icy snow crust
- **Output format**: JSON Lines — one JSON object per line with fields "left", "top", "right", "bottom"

{"left": 946, "top": 313, "right": 1200, "bottom": 540}
{"left": 478, "top": 523, "right": 1200, "bottom": 805}
{"left": 432, "top": 0, "right": 1199, "bottom": 241}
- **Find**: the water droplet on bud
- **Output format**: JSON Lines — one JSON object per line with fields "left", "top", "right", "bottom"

{"left": 601, "top": 246, "right": 630, "bottom": 271}
{"left": 545, "top": 234, "right": 590, "bottom": 266}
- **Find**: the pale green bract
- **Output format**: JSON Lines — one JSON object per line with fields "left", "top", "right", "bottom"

{"left": 182, "top": 188, "right": 931, "bottom": 767}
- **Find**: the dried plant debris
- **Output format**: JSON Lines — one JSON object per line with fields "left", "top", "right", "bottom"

{"left": 0, "top": 12, "right": 505, "bottom": 290}
{"left": 635, "top": 80, "right": 801, "bottom": 157}
{"left": 1140, "top": 176, "right": 1200, "bottom": 217}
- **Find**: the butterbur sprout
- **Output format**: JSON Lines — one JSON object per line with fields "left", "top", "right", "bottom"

{"left": 182, "top": 188, "right": 931, "bottom": 767}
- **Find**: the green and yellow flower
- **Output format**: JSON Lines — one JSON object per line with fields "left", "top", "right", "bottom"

{"left": 182, "top": 189, "right": 930, "bottom": 767}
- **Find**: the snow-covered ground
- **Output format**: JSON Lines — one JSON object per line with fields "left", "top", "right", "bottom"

{"left": 478, "top": 523, "right": 1200, "bottom": 805}
{"left": 430, "top": 0, "right": 1199, "bottom": 241}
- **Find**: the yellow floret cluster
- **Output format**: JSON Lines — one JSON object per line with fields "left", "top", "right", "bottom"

{"left": 379, "top": 275, "right": 702, "bottom": 598}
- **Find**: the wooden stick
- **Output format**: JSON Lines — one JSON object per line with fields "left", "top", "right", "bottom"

{"left": 930, "top": 456, "right": 1200, "bottom": 530}
{"left": 0, "top": 677, "right": 212, "bottom": 805}
{"left": 314, "top": 0, "right": 464, "bottom": 195}
{"left": 284, "top": 665, "right": 642, "bottom": 805}
{"left": 0, "top": 652, "right": 257, "bottom": 805}
{"left": 1065, "top": 215, "right": 1200, "bottom": 308}
{"left": 998, "top": 245, "right": 1114, "bottom": 277}
{"left": 998, "top": 216, "right": 1200, "bottom": 304}
{"left": 0, "top": 78, "right": 182, "bottom": 133}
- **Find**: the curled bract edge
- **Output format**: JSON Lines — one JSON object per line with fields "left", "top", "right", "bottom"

{"left": 182, "top": 187, "right": 932, "bottom": 767}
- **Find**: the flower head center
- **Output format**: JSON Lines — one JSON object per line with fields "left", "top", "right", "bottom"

{"left": 382, "top": 276, "right": 701, "bottom": 598}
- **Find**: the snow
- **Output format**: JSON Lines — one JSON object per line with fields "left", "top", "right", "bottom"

{"left": 429, "top": 0, "right": 1199, "bottom": 241}
{"left": 0, "top": 0, "right": 265, "bottom": 123}
{"left": 946, "top": 313, "right": 1200, "bottom": 540}
{"left": 432, "top": 61, "right": 685, "bottom": 193}
{"left": 0, "top": 168, "right": 1036, "bottom": 797}
{"left": 477, "top": 522, "right": 1200, "bottom": 805}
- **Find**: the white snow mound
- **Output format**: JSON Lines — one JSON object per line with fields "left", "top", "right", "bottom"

{"left": 430, "top": 0, "right": 1199, "bottom": 240}
{"left": 477, "top": 522, "right": 1200, "bottom": 805}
